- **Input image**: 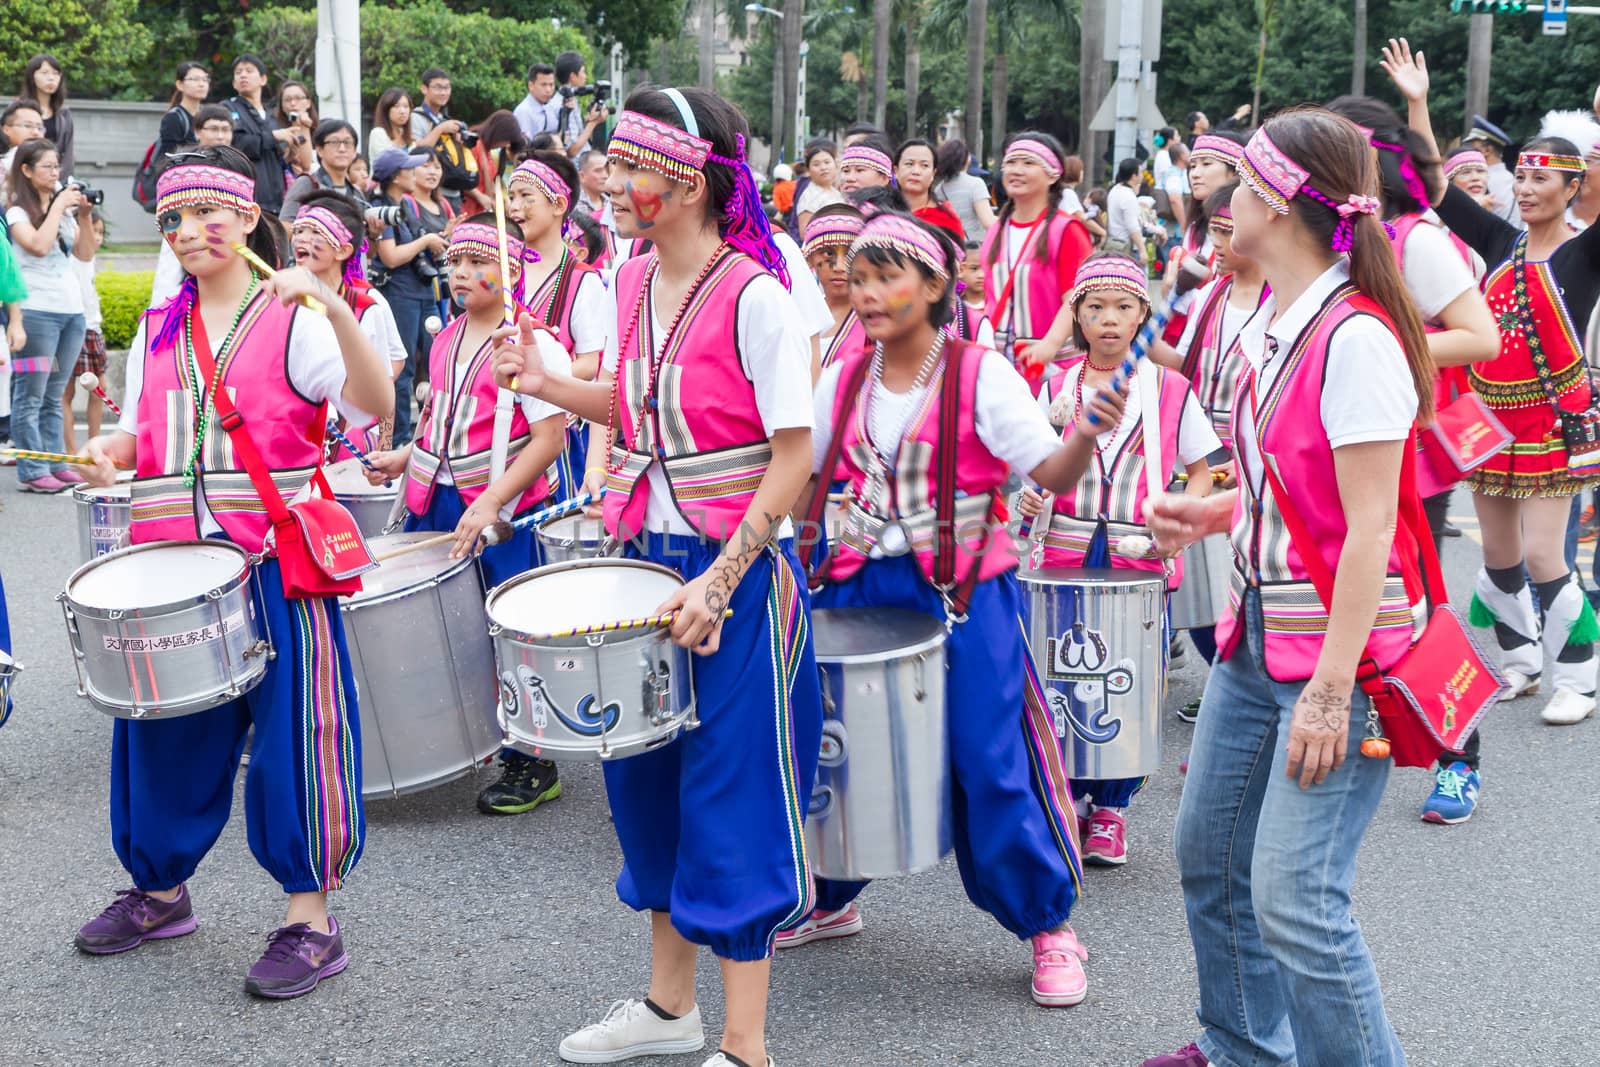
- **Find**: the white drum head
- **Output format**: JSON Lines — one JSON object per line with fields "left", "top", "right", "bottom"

{"left": 490, "top": 560, "right": 682, "bottom": 635}
{"left": 73, "top": 485, "right": 130, "bottom": 504}
{"left": 348, "top": 533, "right": 464, "bottom": 602}
{"left": 324, "top": 458, "right": 393, "bottom": 498}
{"left": 69, "top": 542, "right": 248, "bottom": 610}
{"left": 539, "top": 513, "right": 607, "bottom": 545}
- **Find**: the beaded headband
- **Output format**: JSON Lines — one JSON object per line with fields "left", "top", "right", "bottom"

{"left": 1068, "top": 256, "right": 1150, "bottom": 307}
{"left": 840, "top": 144, "right": 893, "bottom": 179}
{"left": 1003, "top": 138, "right": 1063, "bottom": 180}
{"left": 155, "top": 163, "right": 258, "bottom": 218}
{"left": 293, "top": 204, "right": 352, "bottom": 250}
{"left": 607, "top": 109, "right": 744, "bottom": 184}
{"left": 508, "top": 158, "right": 571, "bottom": 203}
{"left": 1208, "top": 200, "right": 1235, "bottom": 234}
{"left": 447, "top": 221, "right": 525, "bottom": 266}
{"left": 1190, "top": 134, "right": 1243, "bottom": 169}
{"left": 848, "top": 214, "right": 948, "bottom": 279}
{"left": 1237, "top": 128, "right": 1309, "bottom": 215}
{"left": 1445, "top": 149, "right": 1488, "bottom": 180}
{"left": 1517, "top": 151, "right": 1587, "bottom": 173}
{"left": 802, "top": 211, "right": 865, "bottom": 257}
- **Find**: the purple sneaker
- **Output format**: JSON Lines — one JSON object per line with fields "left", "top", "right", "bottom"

{"left": 75, "top": 886, "right": 198, "bottom": 955}
{"left": 1142, "top": 1044, "right": 1209, "bottom": 1067}
{"left": 245, "top": 917, "right": 349, "bottom": 999}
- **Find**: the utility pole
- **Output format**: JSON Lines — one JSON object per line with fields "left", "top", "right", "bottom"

{"left": 315, "top": 0, "right": 361, "bottom": 132}
{"left": 1079, "top": 0, "right": 1109, "bottom": 179}
{"left": 1112, "top": 0, "right": 1143, "bottom": 166}
{"left": 1465, "top": 13, "right": 1493, "bottom": 134}
{"left": 1352, "top": 0, "right": 1368, "bottom": 94}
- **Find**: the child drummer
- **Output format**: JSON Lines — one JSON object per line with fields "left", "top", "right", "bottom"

{"left": 492, "top": 85, "right": 822, "bottom": 1067}
{"left": 77, "top": 145, "right": 393, "bottom": 998}
{"left": 788, "top": 211, "right": 1127, "bottom": 1009}
{"left": 1017, "top": 254, "right": 1219, "bottom": 866}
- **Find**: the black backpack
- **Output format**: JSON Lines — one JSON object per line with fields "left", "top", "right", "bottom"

{"left": 132, "top": 107, "right": 193, "bottom": 214}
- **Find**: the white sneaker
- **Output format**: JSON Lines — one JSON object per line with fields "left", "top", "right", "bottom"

{"left": 1499, "top": 670, "right": 1541, "bottom": 702}
{"left": 558, "top": 999, "right": 706, "bottom": 1063}
{"left": 1540, "top": 687, "right": 1596, "bottom": 725}
{"left": 702, "top": 1055, "right": 774, "bottom": 1067}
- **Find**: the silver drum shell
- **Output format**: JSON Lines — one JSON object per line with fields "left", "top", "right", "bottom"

{"left": 807, "top": 608, "right": 951, "bottom": 882}
{"left": 1020, "top": 567, "right": 1165, "bottom": 780}
{"left": 73, "top": 484, "right": 132, "bottom": 563}
{"left": 536, "top": 512, "right": 617, "bottom": 564}
{"left": 489, "top": 559, "right": 696, "bottom": 762}
{"left": 324, "top": 459, "right": 398, "bottom": 538}
{"left": 340, "top": 533, "right": 501, "bottom": 799}
{"left": 1168, "top": 532, "right": 1230, "bottom": 631}
{"left": 60, "top": 540, "right": 271, "bottom": 719}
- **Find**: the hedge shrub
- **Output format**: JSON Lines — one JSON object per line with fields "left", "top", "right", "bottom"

{"left": 96, "top": 271, "right": 154, "bottom": 351}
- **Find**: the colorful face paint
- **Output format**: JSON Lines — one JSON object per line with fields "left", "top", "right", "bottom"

{"left": 628, "top": 179, "right": 666, "bottom": 228}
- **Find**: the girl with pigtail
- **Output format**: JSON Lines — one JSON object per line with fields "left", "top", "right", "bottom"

{"left": 1384, "top": 38, "right": 1600, "bottom": 729}
{"left": 979, "top": 132, "right": 1095, "bottom": 391}
{"left": 490, "top": 85, "right": 821, "bottom": 1067}
{"left": 1141, "top": 108, "right": 1437, "bottom": 1067}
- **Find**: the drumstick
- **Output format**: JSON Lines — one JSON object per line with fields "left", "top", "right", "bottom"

{"left": 493, "top": 184, "right": 520, "bottom": 391}
{"left": 325, "top": 420, "right": 388, "bottom": 483}
{"left": 506, "top": 490, "right": 604, "bottom": 532}
{"left": 372, "top": 522, "right": 515, "bottom": 563}
{"left": 77, "top": 372, "right": 122, "bottom": 416}
{"left": 1173, "top": 469, "right": 1230, "bottom": 485}
{"left": 3, "top": 448, "right": 129, "bottom": 469}
{"left": 231, "top": 243, "right": 328, "bottom": 315}
{"left": 541, "top": 609, "right": 735, "bottom": 641}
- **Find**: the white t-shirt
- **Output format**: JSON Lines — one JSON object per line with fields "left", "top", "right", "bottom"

{"left": 1231, "top": 261, "right": 1417, "bottom": 491}
{"left": 151, "top": 240, "right": 185, "bottom": 307}
{"left": 7, "top": 206, "right": 83, "bottom": 314}
{"left": 530, "top": 264, "right": 611, "bottom": 355}
{"left": 796, "top": 182, "right": 846, "bottom": 218}
{"left": 73, "top": 256, "right": 102, "bottom": 332}
{"left": 1106, "top": 183, "right": 1143, "bottom": 246}
{"left": 602, "top": 272, "right": 813, "bottom": 535}
{"left": 774, "top": 231, "right": 834, "bottom": 337}
{"left": 433, "top": 327, "right": 571, "bottom": 486}
{"left": 1175, "top": 276, "right": 1257, "bottom": 362}
{"left": 1061, "top": 188, "right": 1086, "bottom": 218}
{"left": 812, "top": 346, "right": 1062, "bottom": 479}
{"left": 1399, "top": 218, "right": 1478, "bottom": 322}
{"left": 1041, "top": 362, "right": 1221, "bottom": 475}
{"left": 117, "top": 309, "right": 374, "bottom": 536}
{"left": 358, "top": 289, "right": 408, "bottom": 374}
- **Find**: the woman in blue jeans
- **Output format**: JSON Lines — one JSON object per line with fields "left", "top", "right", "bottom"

{"left": 5, "top": 138, "right": 92, "bottom": 492}
{"left": 1142, "top": 110, "right": 1436, "bottom": 1067}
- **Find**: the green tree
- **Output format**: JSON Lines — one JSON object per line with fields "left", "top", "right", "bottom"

{"left": 3, "top": 0, "right": 153, "bottom": 101}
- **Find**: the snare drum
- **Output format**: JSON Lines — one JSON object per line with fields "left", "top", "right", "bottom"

{"left": 73, "top": 484, "right": 132, "bottom": 563}
{"left": 808, "top": 608, "right": 951, "bottom": 881}
{"left": 324, "top": 458, "right": 398, "bottom": 538}
{"left": 536, "top": 512, "right": 615, "bottom": 563}
{"left": 1020, "top": 567, "right": 1164, "bottom": 780}
{"left": 489, "top": 558, "right": 696, "bottom": 761}
{"left": 341, "top": 532, "right": 501, "bottom": 798}
{"left": 60, "top": 541, "right": 272, "bottom": 719}
{"left": 1168, "top": 533, "right": 1230, "bottom": 631}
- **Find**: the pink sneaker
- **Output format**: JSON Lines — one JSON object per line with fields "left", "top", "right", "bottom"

{"left": 774, "top": 903, "right": 863, "bottom": 949}
{"left": 53, "top": 468, "right": 86, "bottom": 484}
{"left": 1084, "top": 808, "right": 1128, "bottom": 866}
{"left": 1030, "top": 925, "right": 1088, "bottom": 1006}
{"left": 1141, "top": 1043, "right": 1209, "bottom": 1066}
{"left": 19, "top": 475, "right": 70, "bottom": 494}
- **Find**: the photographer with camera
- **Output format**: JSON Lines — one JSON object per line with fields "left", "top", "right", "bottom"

{"left": 4, "top": 139, "right": 95, "bottom": 493}
{"left": 370, "top": 148, "right": 448, "bottom": 445}
{"left": 280, "top": 119, "right": 368, "bottom": 221}
{"left": 408, "top": 68, "right": 477, "bottom": 213}
{"left": 553, "top": 51, "right": 609, "bottom": 159}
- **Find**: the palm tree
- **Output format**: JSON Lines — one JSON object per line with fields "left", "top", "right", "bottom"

{"left": 926, "top": 0, "right": 1070, "bottom": 161}
{"left": 1252, "top": 0, "right": 1278, "bottom": 126}
{"left": 1351, "top": 0, "right": 1367, "bottom": 94}
{"left": 699, "top": 0, "right": 716, "bottom": 88}
{"left": 872, "top": 0, "right": 892, "bottom": 129}
{"left": 900, "top": 0, "right": 927, "bottom": 140}
{"left": 964, "top": 0, "right": 988, "bottom": 153}
{"left": 842, "top": 49, "right": 870, "bottom": 123}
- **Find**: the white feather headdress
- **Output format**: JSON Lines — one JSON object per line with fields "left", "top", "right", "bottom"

{"left": 1538, "top": 109, "right": 1600, "bottom": 157}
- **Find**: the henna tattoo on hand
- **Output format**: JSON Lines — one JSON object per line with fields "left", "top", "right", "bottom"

{"left": 1299, "top": 680, "right": 1350, "bottom": 732}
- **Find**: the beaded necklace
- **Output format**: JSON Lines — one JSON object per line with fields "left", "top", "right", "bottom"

{"left": 531, "top": 246, "right": 571, "bottom": 321}
{"left": 181, "top": 279, "right": 260, "bottom": 488}
{"left": 605, "top": 243, "right": 731, "bottom": 476}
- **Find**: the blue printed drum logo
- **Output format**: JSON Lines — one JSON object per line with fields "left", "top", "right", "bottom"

{"left": 515, "top": 668, "right": 623, "bottom": 737}
{"left": 498, "top": 670, "right": 520, "bottom": 719}
{"left": 1043, "top": 625, "right": 1135, "bottom": 745}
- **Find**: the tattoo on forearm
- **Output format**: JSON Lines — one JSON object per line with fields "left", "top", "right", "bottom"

{"left": 1301, "top": 680, "right": 1349, "bottom": 731}
{"left": 704, "top": 511, "right": 783, "bottom": 616}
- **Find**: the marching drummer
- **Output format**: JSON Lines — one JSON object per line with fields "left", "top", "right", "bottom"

{"left": 363, "top": 215, "right": 573, "bottom": 819}
{"left": 492, "top": 86, "right": 822, "bottom": 1067}
{"left": 76, "top": 145, "right": 393, "bottom": 997}
{"left": 788, "top": 211, "right": 1127, "bottom": 1009}
{"left": 290, "top": 190, "right": 408, "bottom": 454}
{"left": 1018, "top": 253, "right": 1220, "bottom": 866}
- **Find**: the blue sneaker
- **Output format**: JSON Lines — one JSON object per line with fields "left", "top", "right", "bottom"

{"left": 1421, "top": 761, "right": 1480, "bottom": 825}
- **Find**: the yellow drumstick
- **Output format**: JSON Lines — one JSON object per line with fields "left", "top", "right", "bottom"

{"left": 542, "top": 609, "right": 736, "bottom": 641}
{"left": 493, "top": 183, "right": 520, "bottom": 391}
{"left": 231, "top": 243, "right": 328, "bottom": 315}
{"left": 3, "top": 449, "right": 128, "bottom": 469}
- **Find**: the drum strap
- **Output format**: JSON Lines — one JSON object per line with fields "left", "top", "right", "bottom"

{"left": 931, "top": 337, "right": 991, "bottom": 619}
{"left": 799, "top": 353, "right": 874, "bottom": 582}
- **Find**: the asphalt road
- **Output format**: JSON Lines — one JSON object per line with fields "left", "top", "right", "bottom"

{"left": 1, "top": 481, "right": 1597, "bottom": 1067}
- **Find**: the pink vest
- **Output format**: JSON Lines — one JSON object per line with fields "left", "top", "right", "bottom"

{"left": 527, "top": 248, "right": 597, "bottom": 354}
{"left": 1214, "top": 287, "right": 1422, "bottom": 680}
{"left": 1034, "top": 360, "right": 1190, "bottom": 585}
{"left": 403, "top": 312, "right": 552, "bottom": 515}
{"left": 823, "top": 340, "right": 1017, "bottom": 586}
{"left": 1179, "top": 276, "right": 1252, "bottom": 450}
{"left": 820, "top": 310, "right": 867, "bottom": 369}
{"left": 129, "top": 293, "right": 326, "bottom": 553}
{"left": 980, "top": 210, "right": 1085, "bottom": 342}
{"left": 603, "top": 249, "right": 773, "bottom": 541}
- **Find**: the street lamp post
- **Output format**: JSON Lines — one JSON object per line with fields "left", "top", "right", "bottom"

{"left": 796, "top": 41, "right": 809, "bottom": 159}
{"left": 746, "top": 3, "right": 787, "bottom": 166}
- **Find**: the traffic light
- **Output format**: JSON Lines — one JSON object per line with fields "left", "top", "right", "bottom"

{"left": 1449, "top": 0, "right": 1527, "bottom": 12}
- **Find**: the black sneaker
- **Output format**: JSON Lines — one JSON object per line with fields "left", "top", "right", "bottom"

{"left": 476, "top": 750, "right": 562, "bottom": 815}
{"left": 1175, "top": 698, "right": 1202, "bottom": 724}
